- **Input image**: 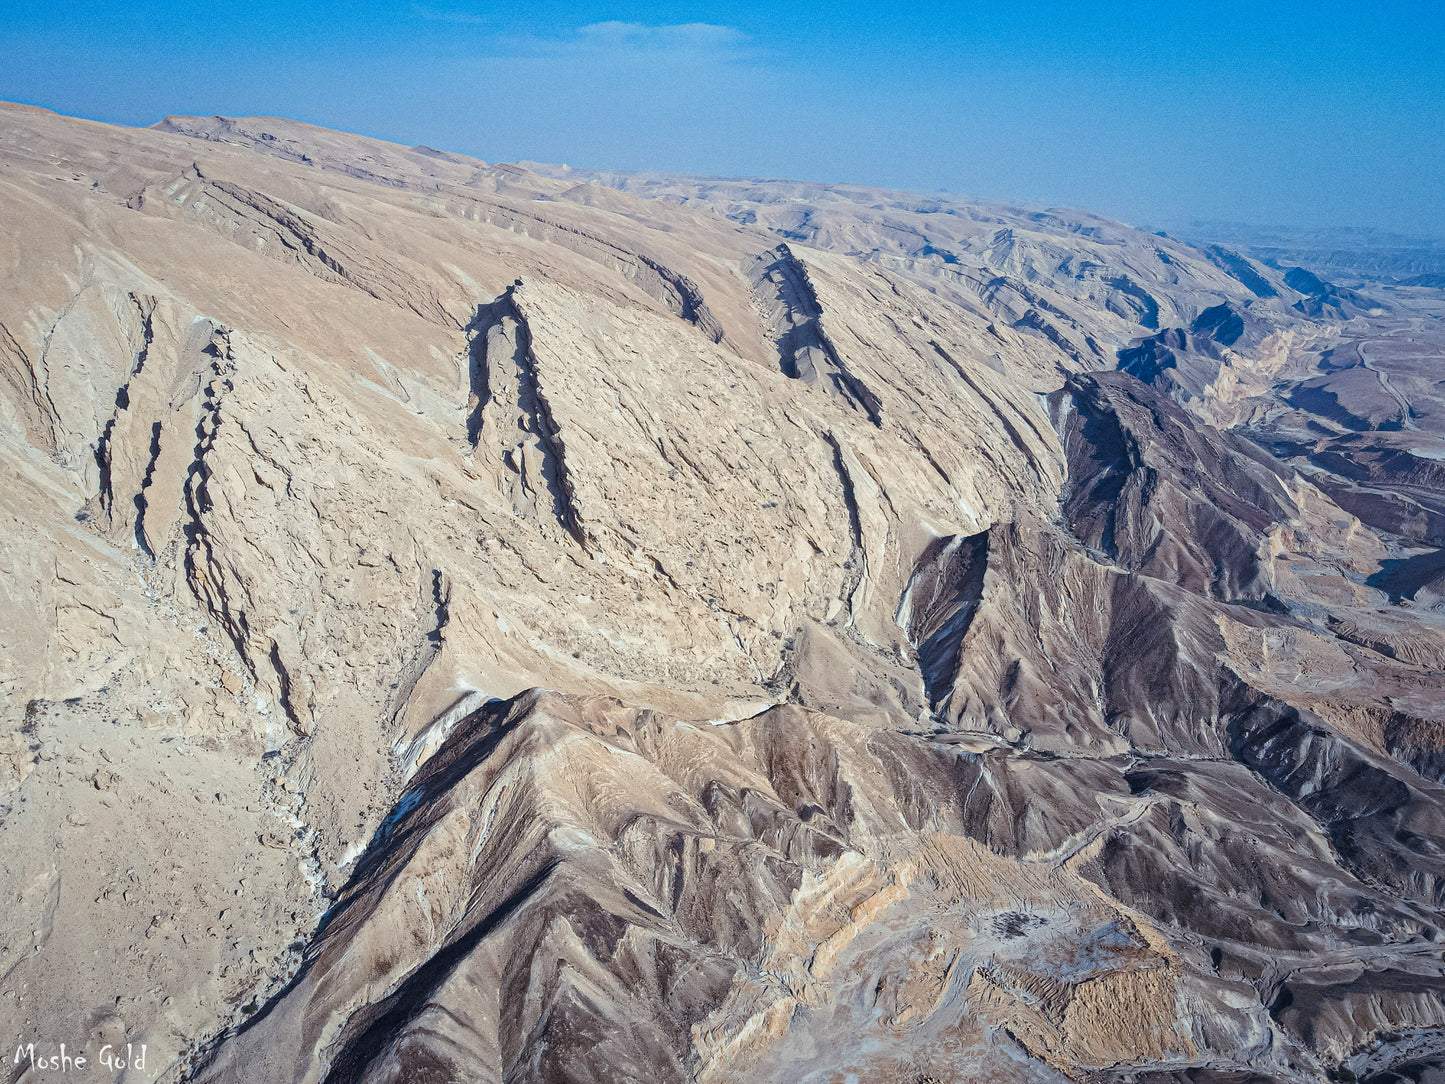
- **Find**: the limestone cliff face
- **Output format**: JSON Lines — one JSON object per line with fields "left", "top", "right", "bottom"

{"left": 3, "top": 103, "right": 1445, "bottom": 1083}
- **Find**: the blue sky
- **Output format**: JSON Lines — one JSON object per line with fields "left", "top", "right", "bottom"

{"left": 5, "top": 1, "right": 1444, "bottom": 233}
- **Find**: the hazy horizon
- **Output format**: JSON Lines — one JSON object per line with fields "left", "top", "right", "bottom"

{"left": 5, "top": 0, "right": 1443, "bottom": 236}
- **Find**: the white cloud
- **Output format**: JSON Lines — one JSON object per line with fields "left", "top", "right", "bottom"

{"left": 573, "top": 22, "right": 748, "bottom": 52}
{"left": 464, "top": 21, "right": 752, "bottom": 61}
{"left": 405, "top": 14, "right": 752, "bottom": 66}
{"left": 379, "top": 17, "right": 775, "bottom": 174}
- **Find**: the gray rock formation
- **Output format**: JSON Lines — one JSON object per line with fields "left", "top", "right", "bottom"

{"left": 3, "top": 102, "right": 1445, "bottom": 1083}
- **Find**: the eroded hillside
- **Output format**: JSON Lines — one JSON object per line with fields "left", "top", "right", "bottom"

{"left": 3, "top": 103, "right": 1445, "bottom": 1083}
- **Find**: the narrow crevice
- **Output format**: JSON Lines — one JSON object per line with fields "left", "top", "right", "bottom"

{"left": 465, "top": 283, "right": 589, "bottom": 549}
{"left": 94, "top": 293, "right": 159, "bottom": 521}
{"left": 820, "top": 430, "right": 867, "bottom": 616}
{"left": 132, "top": 420, "right": 164, "bottom": 555}
{"left": 749, "top": 244, "right": 883, "bottom": 426}
{"left": 127, "top": 292, "right": 158, "bottom": 379}
{"left": 266, "top": 641, "right": 305, "bottom": 733}
{"left": 896, "top": 530, "right": 991, "bottom": 715}
{"left": 428, "top": 569, "right": 451, "bottom": 644}
{"left": 93, "top": 416, "right": 119, "bottom": 518}
{"left": 512, "top": 306, "right": 588, "bottom": 548}
{"left": 462, "top": 299, "right": 502, "bottom": 447}
{"left": 179, "top": 327, "right": 261, "bottom": 701}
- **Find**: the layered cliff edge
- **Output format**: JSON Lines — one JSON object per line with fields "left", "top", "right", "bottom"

{"left": 3, "top": 102, "right": 1445, "bottom": 1083}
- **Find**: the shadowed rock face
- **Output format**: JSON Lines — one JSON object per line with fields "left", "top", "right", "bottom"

{"left": 5, "top": 103, "right": 1445, "bottom": 1083}
{"left": 1055, "top": 371, "right": 1297, "bottom": 602}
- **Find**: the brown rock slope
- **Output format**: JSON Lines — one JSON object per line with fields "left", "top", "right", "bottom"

{"left": 2, "top": 104, "right": 1445, "bottom": 1082}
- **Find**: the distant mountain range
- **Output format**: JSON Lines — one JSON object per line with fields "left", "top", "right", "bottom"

{"left": 1158, "top": 220, "right": 1445, "bottom": 285}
